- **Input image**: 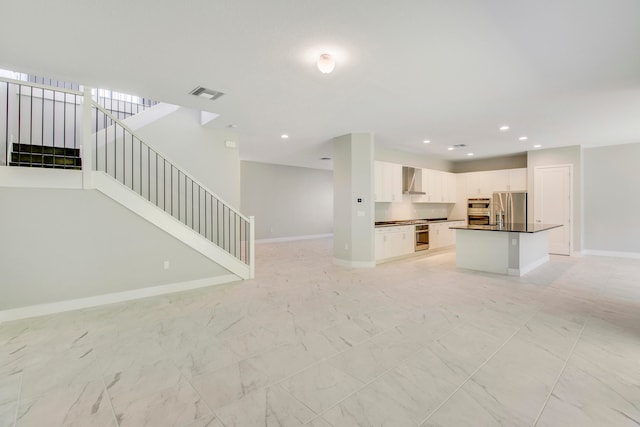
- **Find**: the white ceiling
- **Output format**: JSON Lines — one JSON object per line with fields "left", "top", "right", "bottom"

{"left": 2, "top": 0, "right": 640, "bottom": 170}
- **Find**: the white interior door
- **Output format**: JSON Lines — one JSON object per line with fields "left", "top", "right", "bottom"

{"left": 534, "top": 165, "right": 572, "bottom": 255}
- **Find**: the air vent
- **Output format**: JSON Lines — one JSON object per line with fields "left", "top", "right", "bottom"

{"left": 453, "top": 144, "right": 467, "bottom": 148}
{"left": 189, "top": 86, "right": 225, "bottom": 101}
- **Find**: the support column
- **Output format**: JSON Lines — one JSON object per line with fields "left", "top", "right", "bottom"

{"left": 332, "top": 133, "right": 375, "bottom": 268}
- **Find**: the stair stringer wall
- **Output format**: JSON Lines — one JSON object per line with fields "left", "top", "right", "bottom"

{"left": 90, "top": 171, "right": 251, "bottom": 279}
{"left": 0, "top": 166, "right": 248, "bottom": 322}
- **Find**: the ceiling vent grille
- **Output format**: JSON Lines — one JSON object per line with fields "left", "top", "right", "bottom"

{"left": 453, "top": 144, "right": 467, "bottom": 148}
{"left": 189, "top": 86, "right": 225, "bottom": 101}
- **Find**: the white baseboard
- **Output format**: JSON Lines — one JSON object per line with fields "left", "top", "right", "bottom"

{"left": 0, "top": 274, "right": 239, "bottom": 323}
{"left": 582, "top": 249, "right": 640, "bottom": 259}
{"left": 333, "top": 258, "right": 376, "bottom": 269}
{"left": 508, "top": 255, "right": 550, "bottom": 277}
{"left": 256, "top": 233, "right": 333, "bottom": 244}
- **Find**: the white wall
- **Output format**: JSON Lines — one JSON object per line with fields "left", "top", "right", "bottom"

{"left": 240, "top": 161, "right": 333, "bottom": 240}
{"left": 452, "top": 153, "right": 527, "bottom": 173}
{"left": 527, "top": 145, "right": 582, "bottom": 252}
{"left": 0, "top": 187, "right": 230, "bottom": 310}
{"left": 135, "top": 107, "right": 241, "bottom": 209}
{"left": 583, "top": 142, "right": 640, "bottom": 255}
{"left": 376, "top": 144, "right": 453, "bottom": 171}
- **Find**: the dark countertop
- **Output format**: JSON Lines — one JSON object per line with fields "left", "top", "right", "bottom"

{"left": 450, "top": 223, "right": 562, "bottom": 233}
{"left": 375, "top": 218, "right": 465, "bottom": 228}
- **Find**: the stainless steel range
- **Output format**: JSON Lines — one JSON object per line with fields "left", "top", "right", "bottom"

{"left": 415, "top": 223, "right": 429, "bottom": 251}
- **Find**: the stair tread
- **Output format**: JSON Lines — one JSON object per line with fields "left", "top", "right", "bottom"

{"left": 9, "top": 162, "right": 82, "bottom": 170}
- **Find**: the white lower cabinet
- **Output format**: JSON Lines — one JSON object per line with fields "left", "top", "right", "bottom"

{"left": 375, "top": 225, "right": 415, "bottom": 260}
{"left": 430, "top": 221, "right": 465, "bottom": 250}
{"left": 429, "top": 223, "right": 446, "bottom": 250}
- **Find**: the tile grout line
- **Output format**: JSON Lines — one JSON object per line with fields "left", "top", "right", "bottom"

{"left": 180, "top": 372, "right": 227, "bottom": 427}
{"left": 416, "top": 307, "right": 542, "bottom": 426}
{"left": 94, "top": 338, "right": 122, "bottom": 427}
{"left": 302, "top": 321, "right": 466, "bottom": 426}
{"left": 531, "top": 314, "right": 589, "bottom": 426}
{"left": 12, "top": 372, "right": 23, "bottom": 427}
{"left": 225, "top": 311, "right": 464, "bottom": 426}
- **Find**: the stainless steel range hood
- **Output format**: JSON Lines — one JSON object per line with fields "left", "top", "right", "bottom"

{"left": 402, "top": 167, "right": 425, "bottom": 195}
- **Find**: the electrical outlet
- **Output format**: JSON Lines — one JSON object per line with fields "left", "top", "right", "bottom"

{"left": 163, "top": 260, "right": 170, "bottom": 269}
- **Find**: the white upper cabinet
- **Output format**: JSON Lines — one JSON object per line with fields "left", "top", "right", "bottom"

{"left": 443, "top": 172, "right": 456, "bottom": 203}
{"left": 425, "top": 169, "right": 442, "bottom": 202}
{"left": 465, "top": 171, "right": 493, "bottom": 197}
{"left": 413, "top": 169, "right": 456, "bottom": 203}
{"left": 491, "top": 170, "right": 509, "bottom": 192}
{"left": 491, "top": 168, "right": 527, "bottom": 192}
{"left": 374, "top": 161, "right": 403, "bottom": 202}
{"left": 508, "top": 168, "right": 527, "bottom": 191}
{"left": 463, "top": 168, "right": 528, "bottom": 197}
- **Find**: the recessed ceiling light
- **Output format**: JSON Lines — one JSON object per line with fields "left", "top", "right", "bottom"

{"left": 499, "top": 125, "right": 510, "bottom": 131}
{"left": 281, "top": 134, "right": 289, "bottom": 139}
{"left": 533, "top": 144, "right": 542, "bottom": 148}
{"left": 467, "top": 153, "right": 474, "bottom": 156}
{"left": 423, "top": 140, "right": 431, "bottom": 144}
{"left": 519, "top": 136, "right": 528, "bottom": 141}
{"left": 447, "top": 147, "right": 454, "bottom": 151}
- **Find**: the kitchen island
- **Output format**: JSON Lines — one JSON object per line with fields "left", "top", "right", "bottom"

{"left": 450, "top": 223, "right": 562, "bottom": 276}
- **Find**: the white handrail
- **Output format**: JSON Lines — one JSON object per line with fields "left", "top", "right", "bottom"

{"left": 90, "top": 101, "right": 249, "bottom": 222}
{"left": 0, "top": 76, "right": 83, "bottom": 96}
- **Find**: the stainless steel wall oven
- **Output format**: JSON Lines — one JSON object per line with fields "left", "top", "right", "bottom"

{"left": 467, "top": 198, "right": 491, "bottom": 225}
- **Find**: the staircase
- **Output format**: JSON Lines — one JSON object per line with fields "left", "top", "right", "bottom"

{"left": 1, "top": 74, "right": 254, "bottom": 282}
{"left": 10, "top": 143, "right": 82, "bottom": 169}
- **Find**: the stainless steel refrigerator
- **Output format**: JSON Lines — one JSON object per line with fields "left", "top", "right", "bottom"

{"left": 491, "top": 191, "right": 527, "bottom": 225}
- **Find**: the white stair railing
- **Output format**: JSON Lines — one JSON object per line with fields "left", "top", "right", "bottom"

{"left": 90, "top": 100, "right": 254, "bottom": 270}
{"left": 0, "top": 76, "right": 254, "bottom": 276}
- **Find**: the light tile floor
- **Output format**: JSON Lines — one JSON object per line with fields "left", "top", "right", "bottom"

{"left": 1, "top": 238, "right": 639, "bottom": 426}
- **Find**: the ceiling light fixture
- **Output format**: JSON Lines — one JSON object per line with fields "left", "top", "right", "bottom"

{"left": 189, "top": 86, "right": 225, "bottom": 101}
{"left": 447, "top": 147, "right": 454, "bottom": 151}
{"left": 467, "top": 153, "right": 474, "bottom": 156}
{"left": 281, "top": 134, "right": 289, "bottom": 139}
{"left": 423, "top": 140, "right": 431, "bottom": 144}
{"left": 533, "top": 144, "right": 542, "bottom": 148}
{"left": 499, "top": 125, "right": 510, "bottom": 131}
{"left": 519, "top": 136, "right": 528, "bottom": 141}
{"left": 317, "top": 53, "right": 336, "bottom": 74}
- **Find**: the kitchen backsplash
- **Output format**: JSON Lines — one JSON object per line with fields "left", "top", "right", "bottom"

{"left": 375, "top": 195, "right": 454, "bottom": 221}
